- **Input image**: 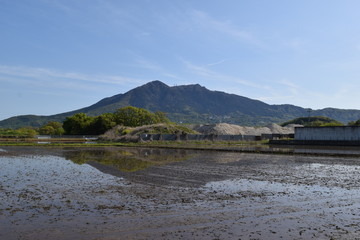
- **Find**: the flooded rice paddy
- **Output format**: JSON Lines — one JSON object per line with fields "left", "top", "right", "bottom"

{"left": 1, "top": 146, "right": 360, "bottom": 239}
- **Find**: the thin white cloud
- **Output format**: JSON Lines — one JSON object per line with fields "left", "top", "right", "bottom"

{"left": 277, "top": 79, "right": 301, "bottom": 95}
{"left": 131, "top": 54, "right": 182, "bottom": 80}
{"left": 190, "top": 10, "right": 264, "bottom": 47}
{"left": 184, "top": 61, "right": 214, "bottom": 78}
{"left": 41, "top": 0, "right": 77, "bottom": 15}
{"left": 40, "top": 0, "right": 147, "bottom": 38}
{"left": 183, "top": 60, "right": 270, "bottom": 91}
{"left": 0, "top": 65, "right": 142, "bottom": 86}
{"left": 133, "top": 57, "right": 164, "bottom": 72}
{"left": 162, "top": 73, "right": 181, "bottom": 80}
{"left": 182, "top": 59, "right": 351, "bottom": 110}
{"left": 255, "top": 79, "right": 304, "bottom": 104}
{"left": 258, "top": 78, "right": 351, "bottom": 110}
{"left": 334, "top": 85, "right": 353, "bottom": 100}
{"left": 207, "top": 59, "right": 227, "bottom": 67}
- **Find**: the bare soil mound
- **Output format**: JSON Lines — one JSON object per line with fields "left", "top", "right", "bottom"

{"left": 100, "top": 123, "right": 198, "bottom": 142}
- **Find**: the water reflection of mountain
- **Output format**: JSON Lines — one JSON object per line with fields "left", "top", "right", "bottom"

{"left": 64, "top": 147, "right": 192, "bottom": 172}
{"left": 65, "top": 147, "right": 254, "bottom": 187}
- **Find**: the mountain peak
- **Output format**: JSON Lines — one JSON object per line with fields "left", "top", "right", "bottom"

{"left": 143, "top": 80, "right": 169, "bottom": 88}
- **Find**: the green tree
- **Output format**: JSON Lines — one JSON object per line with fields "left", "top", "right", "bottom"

{"left": 114, "top": 106, "right": 158, "bottom": 127}
{"left": 154, "top": 111, "right": 171, "bottom": 124}
{"left": 39, "top": 125, "right": 55, "bottom": 135}
{"left": 348, "top": 119, "right": 360, "bottom": 126}
{"left": 87, "top": 113, "right": 116, "bottom": 135}
{"left": 63, "top": 113, "right": 94, "bottom": 135}
{"left": 18, "top": 127, "right": 38, "bottom": 138}
{"left": 39, "top": 121, "right": 64, "bottom": 135}
{"left": 62, "top": 108, "right": 170, "bottom": 135}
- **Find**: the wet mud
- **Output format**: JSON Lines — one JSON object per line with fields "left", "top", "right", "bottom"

{"left": 1, "top": 146, "right": 360, "bottom": 239}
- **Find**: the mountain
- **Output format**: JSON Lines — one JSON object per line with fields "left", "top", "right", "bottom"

{"left": 2, "top": 80, "right": 360, "bottom": 128}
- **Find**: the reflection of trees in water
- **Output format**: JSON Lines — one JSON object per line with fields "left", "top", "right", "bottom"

{"left": 64, "top": 147, "right": 191, "bottom": 172}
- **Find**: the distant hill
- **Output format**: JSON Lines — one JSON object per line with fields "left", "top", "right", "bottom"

{"left": 280, "top": 116, "right": 343, "bottom": 127}
{"left": 2, "top": 80, "right": 360, "bottom": 128}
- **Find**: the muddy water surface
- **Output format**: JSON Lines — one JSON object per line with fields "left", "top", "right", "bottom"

{"left": 1, "top": 146, "right": 360, "bottom": 239}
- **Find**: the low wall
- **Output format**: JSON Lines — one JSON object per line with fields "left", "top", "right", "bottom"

{"left": 139, "top": 134, "right": 292, "bottom": 142}
{"left": 37, "top": 135, "right": 99, "bottom": 139}
{"left": 295, "top": 126, "right": 360, "bottom": 141}
{"left": 270, "top": 139, "right": 360, "bottom": 146}
{"left": 139, "top": 134, "right": 259, "bottom": 141}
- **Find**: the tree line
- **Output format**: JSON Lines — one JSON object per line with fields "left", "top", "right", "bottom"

{"left": 5, "top": 111, "right": 360, "bottom": 137}
{"left": 0, "top": 107, "right": 170, "bottom": 137}
{"left": 281, "top": 116, "right": 360, "bottom": 127}
{"left": 62, "top": 106, "right": 170, "bottom": 135}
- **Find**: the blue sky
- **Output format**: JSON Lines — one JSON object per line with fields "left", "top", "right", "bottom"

{"left": 2, "top": 0, "right": 360, "bottom": 121}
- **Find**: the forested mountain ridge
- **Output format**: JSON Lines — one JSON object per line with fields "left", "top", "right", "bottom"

{"left": 2, "top": 80, "right": 360, "bottom": 128}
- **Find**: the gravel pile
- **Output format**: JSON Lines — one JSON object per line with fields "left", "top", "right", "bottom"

{"left": 192, "top": 123, "right": 302, "bottom": 136}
